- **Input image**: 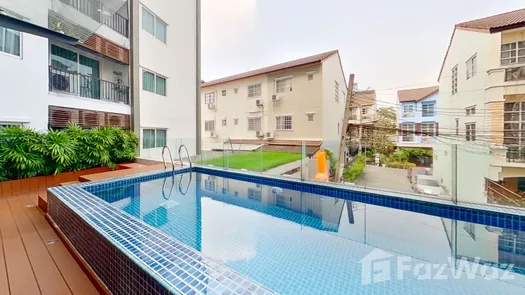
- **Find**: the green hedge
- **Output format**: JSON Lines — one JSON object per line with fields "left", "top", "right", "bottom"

{"left": 343, "top": 154, "right": 365, "bottom": 182}
{"left": 0, "top": 125, "right": 139, "bottom": 181}
{"left": 385, "top": 161, "right": 416, "bottom": 169}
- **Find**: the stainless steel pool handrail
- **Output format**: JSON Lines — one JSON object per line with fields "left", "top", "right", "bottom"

{"left": 178, "top": 144, "right": 193, "bottom": 168}
{"left": 162, "top": 174, "right": 175, "bottom": 200}
{"left": 178, "top": 172, "right": 192, "bottom": 195}
{"left": 162, "top": 146, "right": 175, "bottom": 173}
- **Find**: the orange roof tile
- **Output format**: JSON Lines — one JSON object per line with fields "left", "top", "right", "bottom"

{"left": 351, "top": 90, "right": 376, "bottom": 106}
{"left": 202, "top": 50, "right": 339, "bottom": 88}
{"left": 397, "top": 86, "right": 439, "bottom": 103}
{"left": 456, "top": 8, "right": 525, "bottom": 32}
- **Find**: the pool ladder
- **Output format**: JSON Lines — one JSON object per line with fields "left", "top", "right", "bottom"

{"left": 162, "top": 145, "right": 193, "bottom": 172}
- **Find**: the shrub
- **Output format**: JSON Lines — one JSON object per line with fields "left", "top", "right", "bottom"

{"left": 325, "top": 149, "right": 337, "bottom": 180}
{"left": 344, "top": 154, "right": 365, "bottom": 182}
{"left": 386, "top": 161, "right": 416, "bottom": 169}
{"left": 0, "top": 125, "right": 139, "bottom": 181}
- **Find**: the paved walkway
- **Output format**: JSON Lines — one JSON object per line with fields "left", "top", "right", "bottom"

{"left": 356, "top": 165, "right": 414, "bottom": 193}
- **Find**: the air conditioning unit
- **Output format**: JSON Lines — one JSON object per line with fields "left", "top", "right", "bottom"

{"left": 266, "top": 132, "right": 273, "bottom": 139}
{"left": 208, "top": 104, "right": 216, "bottom": 111}
{"left": 422, "top": 136, "right": 429, "bottom": 143}
{"left": 255, "top": 131, "right": 262, "bottom": 138}
{"left": 256, "top": 99, "right": 262, "bottom": 107}
{"left": 210, "top": 131, "right": 218, "bottom": 138}
{"left": 272, "top": 95, "right": 281, "bottom": 102}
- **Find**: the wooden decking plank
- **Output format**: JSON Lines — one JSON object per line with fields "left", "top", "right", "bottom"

{"left": 0, "top": 197, "right": 41, "bottom": 295}
{"left": 17, "top": 194, "right": 99, "bottom": 295}
{"left": 7, "top": 196, "right": 72, "bottom": 295}
{"left": 0, "top": 215, "right": 10, "bottom": 295}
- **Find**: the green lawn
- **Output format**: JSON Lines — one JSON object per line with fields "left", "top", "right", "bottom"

{"left": 199, "top": 151, "right": 302, "bottom": 172}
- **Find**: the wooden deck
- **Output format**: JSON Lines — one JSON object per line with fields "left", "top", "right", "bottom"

{"left": 0, "top": 191, "right": 99, "bottom": 295}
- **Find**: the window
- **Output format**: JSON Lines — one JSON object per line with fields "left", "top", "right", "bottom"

{"left": 466, "top": 123, "right": 476, "bottom": 141}
{"left": 143, "top": 70, "right": 166, "bottom": 96}
{"left": 204, "top": 92, "right": 215, "bottom": 104}
{"left": 222, "top": 90, "right": 226, "bottom": 96}
{"left": 248, "top": 117, "right": 261, "bottom": 131}
{"left": 361, "top": 108, "right": 368, "bottom": 115}
{"left": 0, "top": 122, "right": 23, "bottom": 128}
{"left": 222, "top": 119, "right": 227, "bottom": 126}
{"left": 142, "top": 7, "right": 167, "bottom": 43}
{"left": 466, "top": 106, "right": 476, "bottom": 116}
{"left": 248, "top": 84, "right": 261, "bottom": 98}
{"left": 234, "top": 118, "right": 239, "bottom": 125}
{"left": 503, "top": 102, "right": 525, "bottom": 153}
{"left": 276, "top": 77, "right": 292, "bottom": 93}
{"left": 422, "top": 102, "right": 435, "bottom": 117}
{"left": 307, "top": 113, "right": 315, "bottom": 121}
{"left": 0, "top": 26, "right": 21, "bottom": 56}
{"left": 501, "top": 42, "right": 525, "bottom": 65}
{"left": 451, "top": 65, "right": 458, "bottom": 95}
{"left": 402, "top": 104, "right": 415, "bottom": 117}
{"left": 466, "top": 54, "right": 477, "bottom": 79}
{"left": 143, "top": 129, "right": 166, "bottom": 149}
{"left": 276, "top": 115, "right": 292, "bottom": 130}
{"left": 422, "top": 122, "right": 435, "bottom": 136}
{"left": 204, "top": 120, "right": 215, "bottom": 132}
{"left": 455, "top": 118, "right": 459, "bottom": 135}
{"left": 402, "top": 123, "right": 415, "bottom": 142}
{"left": 335, "top": 81, "right": 340, "bottom": 103}
{"left": 234, "top": 88, "right": 238, "bottom": 94}
{"left": 308, "top": 74, "right": 314, "bottom": 81}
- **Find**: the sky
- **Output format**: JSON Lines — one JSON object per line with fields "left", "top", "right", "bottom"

{"left": 201, "top": 0, "right": 524, "bottom": 107}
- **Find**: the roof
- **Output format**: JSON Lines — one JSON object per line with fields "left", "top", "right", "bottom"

{"left": 202, "top": 50, "right": 339, "bottom": 87}
{"left": 397, "top": 86, "right": 439, "bottom": 103}
{"left": 456, "top": 8, "right": 525, "bottom": 32}
{"left": 351, "top": 90, "right": 376, "bottom": 106}
{"left": 438, "top": 8, "right": 525, "bottom": 81}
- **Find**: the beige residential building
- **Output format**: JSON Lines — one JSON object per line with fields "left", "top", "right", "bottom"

{"left": 434, "top": 8, "right": 525, "bottom": 206}
{"left": 200, "top": 50, "right": 347, "bottom": 155}
{"left": 347, "top": 90, "right": 378, "bottom": 151}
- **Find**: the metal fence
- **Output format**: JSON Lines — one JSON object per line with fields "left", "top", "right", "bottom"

{"left": 60, "top": 0, "right": 128, "bottom": 37}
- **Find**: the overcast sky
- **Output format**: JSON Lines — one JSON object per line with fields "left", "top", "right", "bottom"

{"left": 201, "top": 0, "right": 524, "bottom": 106}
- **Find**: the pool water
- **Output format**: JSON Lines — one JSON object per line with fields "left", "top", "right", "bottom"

{"left": 92, "top": 172, "right": 525, "bottom": 295}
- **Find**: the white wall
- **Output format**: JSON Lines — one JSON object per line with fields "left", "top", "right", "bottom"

{"left": 321, "top": 53, "right": 346, "bottom": 155}
{"left": 138, "top": 0, "right": 198, "bottom": 158}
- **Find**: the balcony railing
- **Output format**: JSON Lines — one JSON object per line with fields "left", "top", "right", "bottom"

{"left": 486, "top": 178, "right": 525, "bottom": 207}
{"left": 60, "top": 0, "right": 128, "bottom": 37}
{"left": 49, "top": 66, "right": 130, "bottom": 105}
{"left": 507, "top": 146, "right": 525, "bottom": 163}
{"left": 505, "top": 66, "right": 525, "bottom": 82}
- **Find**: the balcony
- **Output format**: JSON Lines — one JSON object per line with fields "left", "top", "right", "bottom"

{"left": 505, "top": 66, "right": 525, "bottom": 82}
{"left": 507, "top": 146, "right": 525, "bottom": 163}
{"left": 49, "top": 66, "right": 130, "bottom": 105}
{"left": 59, "top": 0, "right": 129, "bottom": 37}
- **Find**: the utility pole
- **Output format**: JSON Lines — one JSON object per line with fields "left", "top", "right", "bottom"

{"left": 335, "top": 74, "right": 355, "bottom": 181}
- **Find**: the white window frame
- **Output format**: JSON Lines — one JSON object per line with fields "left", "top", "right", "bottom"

{"left": 503, "top": 102, "right": 525, "bottom": 148}
{"left": 275, "top": 76, "right": 293, "bottom": 93}
{"left": 247, "top": 84, "right": 262, "bottom": 98}
{"left": 451, "top": 65, "right": 458, "bottom": 95}
{"left": 222, "top": 119, "right": 227, "bottom": 126}
{"left": 421, "top": 122, "right": 435, "bottom": 136}
{"left": 466, "top": 106, "right": 476, "bottom": 116}
{"left": 204, "top": 92, "right": 215, "bottom": 104}
{"left": 402, "top": 123, "right": 415, "bottom": 142}
{"left": 466, "top": 54, "right": 477, "bottom": 79}
{"left": 248, "top": 117, "right": 261, "bottom": 131}
{"left": 0, "top": 26, "right": 22, "bottom": 57}
{"left": 361, "top": 108, "right": 368, "bottom": 115}
{"left": 421, "top": 102, "right": 435, "bottom": 117}
{"left": 275, "top": 115, "right": 293, "bottom": 131}
{"left": 306, "top": 112, "right": 315, "bottom": 121}
{"left": 204, "top": 120, "right": 215, "bottom": 132}
{"left": 221, "top": 89, "right": 227, "bottom": 96}
{"left": 142, "top": 69, "right": 167, "bottom": 96}
{"left": 142, "top": 128, "right": 167, "bottom": 149}
{"left": 335, "top": 81, "right": 340, "bottom": 103}
{"left": 142, "top": 6, "right": 167, "bottom": 43}
{"left": 402, "top": 104, "right": 415, "bottom": 118}
{"left": 0, "top": 122, "right": 25, "bottom": 128}
{"left": 466, "top": 123, "right": 476, "bottom": 141}
{"left": 306, "top": 71, "right": 315, "bottom": 81}
{"left": 501, "top": 42, "right": 525, "bottom": 65}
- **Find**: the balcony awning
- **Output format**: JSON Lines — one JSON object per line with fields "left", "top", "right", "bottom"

{"left": 0, "top": 13, "right": 78, "bottom": 45}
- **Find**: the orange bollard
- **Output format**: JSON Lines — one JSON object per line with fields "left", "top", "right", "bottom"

{"left": 315, "top": 150, "right": 329, "bottom": 182}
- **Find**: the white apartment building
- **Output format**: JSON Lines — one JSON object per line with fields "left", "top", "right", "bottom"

{"left": 0, "top": 0, "right": 199, "bottom": 159}
{"left": 434, "top": 8, "right": 525, "bottom": 205}
{"left": 200, "top": 50, "right": 347, "bottom": 155}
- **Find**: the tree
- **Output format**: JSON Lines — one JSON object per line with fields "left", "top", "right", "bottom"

{"left": 365, "top": 107, "right": 397, "bottom": 154}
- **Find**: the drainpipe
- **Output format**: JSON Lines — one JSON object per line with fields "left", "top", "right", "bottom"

{"left": 195, "top": 0, "right": 202, "bottom": 155}
{"left": 129, "top": 0, "right": 141, "bottom": 153}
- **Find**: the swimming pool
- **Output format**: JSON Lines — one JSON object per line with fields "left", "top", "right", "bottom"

{"left": 48, "top": 167, "right": 525, "bottom": 295}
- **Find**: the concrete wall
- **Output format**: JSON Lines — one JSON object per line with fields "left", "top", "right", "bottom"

{"left": 138, "top": 0, "right": 198, "bottom": 158}
{"left": 320, "top": 53, "right": 346, "bottom": 155}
